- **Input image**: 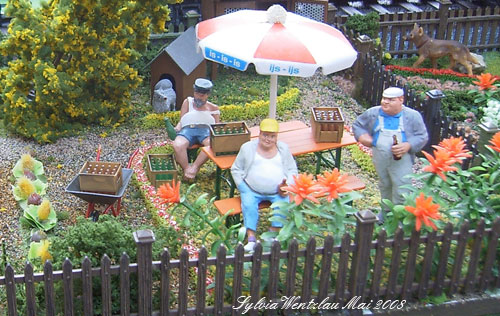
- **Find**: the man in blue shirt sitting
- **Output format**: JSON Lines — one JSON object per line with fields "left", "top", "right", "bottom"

{"left": 353, "top": 87, "right": 428, "bottom": 215}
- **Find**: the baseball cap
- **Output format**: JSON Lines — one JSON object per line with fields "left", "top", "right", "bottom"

{"left": 382, "top": 87, "right": 404, "bottom": 98}
{"left": 194, "top": 78, "right": 213, "bottom": 94}
{"left": 260, "top": 118, "right": 279, "bottom": 133}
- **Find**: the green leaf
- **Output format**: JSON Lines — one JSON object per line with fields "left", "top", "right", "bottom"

{"left": 210, "top": 240, "right": 223, "bottom": 257}
{"left": 237, "top": 227, "right": 246, "bottom": 243}
{"left": 24, "top": 204, "right": 57, "bottom": 231}
{"left": 439, "top": 185, "right": 459, "bottom": 200}
{"left": 490, "top": 170, "right": 500, "bottom": 185}
{"left": 182, "top": 214, "right": 191, "bottom": 227}
{"left": 293, "top": 212, "right": 303, "bottom": 228}
{"left": 403, "top": 216, "right": 412, "bottom": 225}
{"left": 193, "top": 193, "right": 208, "bottom": 208}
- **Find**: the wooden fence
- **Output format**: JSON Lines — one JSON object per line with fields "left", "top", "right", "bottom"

{"left": 2, "top": 211, "right": 500, "bottom": 315}
{"left": 332, "top": 3, "right": 500, "bottom": 56}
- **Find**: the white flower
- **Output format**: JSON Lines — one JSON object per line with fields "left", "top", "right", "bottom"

{"left": 482, "top": 98, "right": 500, "bottom": 127}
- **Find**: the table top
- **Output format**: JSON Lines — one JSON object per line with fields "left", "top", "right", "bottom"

{"left": 202, "top": 120, "right": 356, "bottom": 170}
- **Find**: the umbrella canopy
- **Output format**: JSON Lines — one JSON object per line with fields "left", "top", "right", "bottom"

{"left": 196, "top": 5, "right": 358, "bottom": 118}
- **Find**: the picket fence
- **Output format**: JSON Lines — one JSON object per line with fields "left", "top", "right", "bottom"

{"left": 332, "top": 3, "right": 500, "bottom": 56}
{"left": 1, "top": 211, "right": 500, "bottom": 315}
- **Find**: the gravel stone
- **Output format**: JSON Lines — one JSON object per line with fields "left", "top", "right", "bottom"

{"left": 0, "top": 73, "right": 384, "bottom": 266}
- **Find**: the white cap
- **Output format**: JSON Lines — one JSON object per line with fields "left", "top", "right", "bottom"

{"left": 382, "top": 87, "right": 404, "bottom": 98}
{"left": 194, "top": 78, "right": 213, "bottom": 93}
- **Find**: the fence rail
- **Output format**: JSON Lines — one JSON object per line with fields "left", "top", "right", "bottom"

{"left": 2, "top": 211, "right": 500, "bottom": 315}
{"left": 332, "top": 4, "right": 500, "bottom": 56}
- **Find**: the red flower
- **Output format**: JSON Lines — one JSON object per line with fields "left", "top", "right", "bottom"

{"left": 405, "top": 192, "right": 441, "bottom": 231}
{"left": 422, "top": 148, "right": 458, "bottom": 181}
{"left": 385, "top": 65, "right": 473, "bottom": 78}
{"left": 281, "top": 173, "right": 320, "bottom": 205}
{"left": 158, "top": 180, "right": 180, "bottom": 205}
{"left": 433, "top": 136, "right": 472, "bottom": 161}
{"left": 488, "top": 131, "right": 500, "bottom": 153}
{"left": 473, "top": 73, "right": 498, "bottom": 90}
{"left": 316, "top": 168, "right": 352, "bottom": 202}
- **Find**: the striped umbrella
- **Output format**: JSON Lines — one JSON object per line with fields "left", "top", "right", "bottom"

{"left": 196, "top": 5, "right": 357, "bottom": 118}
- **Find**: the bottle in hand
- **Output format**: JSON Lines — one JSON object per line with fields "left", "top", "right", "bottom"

{"left": 392, "top": 135, "right": 401, "bottom": 160}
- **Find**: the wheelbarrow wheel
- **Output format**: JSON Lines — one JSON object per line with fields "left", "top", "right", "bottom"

{"left": 91, "top": 211, "right": 100, "bottom": 222}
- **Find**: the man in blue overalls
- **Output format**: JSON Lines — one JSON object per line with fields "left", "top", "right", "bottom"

{"left": 353, "top": 87, "right": 428, "bottom": 217}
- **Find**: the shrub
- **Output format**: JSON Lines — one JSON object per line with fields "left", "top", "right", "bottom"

{"left": 440, "top": 90, "right": 477, "bottom": 121}
{"left": 0, "top": 0, "right": 170, "bottom": 143}
{"left": 140, "top": 88, "right": 301, "bottom": 128}
{"left": 345, "top": 12, "right": 380, "bottom": 39}
{"left": 46, "top": 215, "right": 185, "bottom": 314}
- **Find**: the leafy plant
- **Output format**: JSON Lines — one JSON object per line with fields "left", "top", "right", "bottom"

{"left": 345, "top": 12, "right": 380, "bottom": 39}
{"left": 271, "top": 169, "right": 362, "bottom": 247}
{"left": 22, "top": 200, "right": 57, "bottom": 231}
{"left": 12, "top": 153, "right": 46, "bottom": 181}
{"left": 384, "top": 135, "right": 500, "bottom": 235}
{"left": 12, "top": 176, "right": 46, "bottom": 202}
{"left": 0, "top": 0, "right": 170, "bottom": 143}
{"left": 158, "top": 181, "right": 246, "bottom": 256}
{"left": 140, "top": 87, "right": 300, "bottom": 129}
{"left": 440, "top": 90, "right": 477, "bottom": 121}
{"left": 45, "top": 214, "right": 185, "bottom": 314}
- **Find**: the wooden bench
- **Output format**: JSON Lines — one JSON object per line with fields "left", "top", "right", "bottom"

{"left": 214, "top": 175, "right": 366, "bottom": 226}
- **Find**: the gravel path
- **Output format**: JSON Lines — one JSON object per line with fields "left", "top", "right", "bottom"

{"left": 0, "top": 73, "right": 380, "bottom": 267}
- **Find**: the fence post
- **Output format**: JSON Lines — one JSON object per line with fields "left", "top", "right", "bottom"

{"left": 327, "top": 3, "right": 337, "bottom": 25}
{"left": 423, "top": 89, "right": 445, "bottom": 152}
{"left": 437, "top": 0, "right": 451, "bottom": 39}
{"left": 353, "top": 35, "right": 373, "bottom": 79}
{"left": 134, "top": 229, "right": 155, "bottom": 316}
{"left": 349, "top": 210, "right": 377, "bottom": 307}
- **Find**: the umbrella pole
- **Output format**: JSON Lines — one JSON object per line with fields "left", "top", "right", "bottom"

{"left": 269, "top": 74, "right": 278, "bottom": 119}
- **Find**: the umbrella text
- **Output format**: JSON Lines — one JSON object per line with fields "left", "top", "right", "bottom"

{"left": 269, "top": 64, "right": 300, "bottom": 75}
{"left": 205, "top": 48, "right": 247, "bottom": 71}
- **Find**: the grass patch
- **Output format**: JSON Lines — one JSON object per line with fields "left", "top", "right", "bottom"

{"left": 483, "top": 51, "right": 500, "bottom": 76}
{"left": 210, "top": 66, "right": 296, "bottom": 106}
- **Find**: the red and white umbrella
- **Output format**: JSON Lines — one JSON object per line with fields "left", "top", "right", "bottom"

{"left": 196, "top": 5, "right": 357, "bottom": 118}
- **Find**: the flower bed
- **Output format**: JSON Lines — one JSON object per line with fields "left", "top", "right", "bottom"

{"left": 129, "top": 140, "right": 200, "bottom": 257}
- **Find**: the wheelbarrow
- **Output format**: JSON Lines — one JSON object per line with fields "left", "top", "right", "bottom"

{"left": 65, "top": 145, "right": 137, "bottom": 221}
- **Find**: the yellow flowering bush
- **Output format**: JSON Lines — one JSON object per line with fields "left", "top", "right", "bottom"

{"left": 141, "top": 88, "right": 301, "bottom": 128}
{"left": 0, "top": 0, "right": 176, "bottom": 143}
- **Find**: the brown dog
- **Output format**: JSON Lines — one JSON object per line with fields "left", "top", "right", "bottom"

{"left": 403, "top": 23, "right": 479, "bottom": 75}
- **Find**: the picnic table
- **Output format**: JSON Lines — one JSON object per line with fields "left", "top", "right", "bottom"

{"left": 201, "top": 120, "right": 357, "bottom": 200}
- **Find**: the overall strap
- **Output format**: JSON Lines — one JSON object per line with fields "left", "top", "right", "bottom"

{"left": 373, "top": 114, "right": 384, "bottom": 133}
{"left": 398, "top": 110, "right": 405, "bottom": 132}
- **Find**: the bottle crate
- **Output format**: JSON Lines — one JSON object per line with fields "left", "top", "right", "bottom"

{"left": 310, "top": 107, "right": 345, "bottom": 143}
{"left": 209, "top": 121, "right": 250, "bottom": 156}
{"left": 79, "top": 161, "right": 123, "bottom": 194}
{"left": 146, "top": 154, "right": 178, "bottom": 188}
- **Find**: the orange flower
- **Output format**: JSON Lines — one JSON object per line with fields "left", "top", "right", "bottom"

{"left": 281, "top": 173, "right": 320, "bottom": 205}
{"left": 158, "top": 180, "right": 180, "bottom": 205}
{"left": 472, "top": 73, "right": 497, "bottom": 90}
{"left": 316, "top": 168, "right": 352, "bottom": 202}
{"left": 405, "top": 192, "right": 441, "bottom": 231}
{"left": 433, "top": 136, "right": 472, "bottom": 160}
{"left": 488, "top": 131, "right": 500, "bottom": 153}
{"left": 422, "top": 148, "right": 458, "bottom": 181}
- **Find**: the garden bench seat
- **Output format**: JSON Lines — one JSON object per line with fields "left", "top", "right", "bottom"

{"left": 214, "top": 175, "right": 366, "bottom": 226}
